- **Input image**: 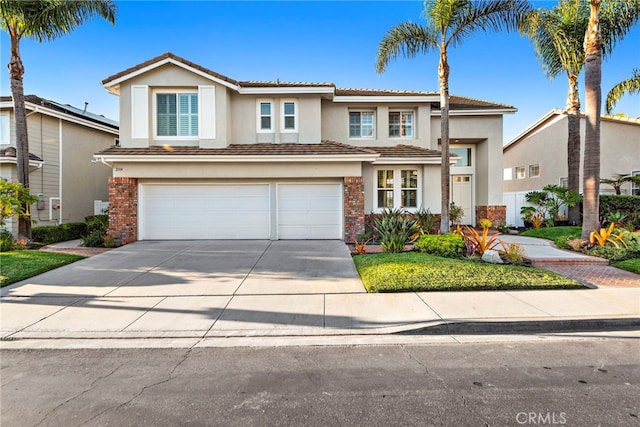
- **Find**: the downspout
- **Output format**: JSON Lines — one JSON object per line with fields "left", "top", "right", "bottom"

{"left": 99, "top": 157, "right": 113, "bottom": 168}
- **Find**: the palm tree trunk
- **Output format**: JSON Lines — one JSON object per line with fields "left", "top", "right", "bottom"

{"left": 8, "top": 31, "right": 31, "bottom": 240}
{"left": 566, "top": 73, "right": 581, "bottom": 225}
{"left": 582, "top": 0, "right": 602, "bottom": 240}
{"left": 439, "top": 46, "right": 451, "bottom": 234}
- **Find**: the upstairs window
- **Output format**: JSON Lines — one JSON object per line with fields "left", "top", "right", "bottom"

{"left": 389, "top": 111, "right": 414, "bottom": 138}
{"left": 258, "top": 100, "right": 273, "bottom": 132}
{"left": 282, "top": 100, "right": 297, "bottom": 132}
{"left": 349, "top": 111, "right": 374, "bottom": 138}
{"left": 529, "top": 164, "right": 540, "bottom": 178}
{"left": 0, "top": 113, "right": 9, "bottom": 145}
{"left": 157, "top": 93, "right": 198, "bottom": 137}
{"left": 451, "top": 148, "right": 472, "bottom": 167}
{"left": 515, "top": 166, "right": 526, "bottom": 179}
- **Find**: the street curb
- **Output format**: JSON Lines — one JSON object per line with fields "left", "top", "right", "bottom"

{"left": 396, "top": 317, "right": 640, "bottom": 335}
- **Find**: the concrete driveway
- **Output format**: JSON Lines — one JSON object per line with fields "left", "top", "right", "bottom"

{"left": 1, "top": 240, "right": 371, "bottom": 338}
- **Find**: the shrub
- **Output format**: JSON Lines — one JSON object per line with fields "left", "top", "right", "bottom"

{"left": 502, "top": 242, "right": 525, "bottom": 265}
{"left": 587, "top": 245, "right": 629, "bottom": 261}
{"left": 85, "top": 215, "right": 108, "bottom": 234}
{"left": 414, "top": 207, "right": 437, "bottom": 234}
{"left": 82, "top": 229, "right": 106, "bottom": 247}
{"left": 32, "top": 222, "right": 86, "bottom": 244}
{"left": 0, "top": 228, "right": 15, "bottom": 252}
{"left": 374, "top": 208, "right": 419, "bottom": 253}
{"left": 32, "top": 225, "right": 66, "bottom": 244}
{"left": 454, "top": 224, "right": 504, "bottom": 255}
{"left": 600, "top": 195, "right": 640, "bottom": 230}
{"left": 414, "top": 233, "right": 465, "bottom": 258}
{"left": 554, "top": 235, "right": 571, "bottom": 250}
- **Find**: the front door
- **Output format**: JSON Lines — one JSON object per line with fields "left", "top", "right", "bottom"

{"left": 451, "top": 175, "right": 473, "bottom": 225}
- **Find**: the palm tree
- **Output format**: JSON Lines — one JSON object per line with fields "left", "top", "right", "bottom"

{"left": 520, "top": 0, "right": 640, "bottom": 225}
{"left": 582, "top": 0, "right": 640, "bottom": 239}
{"left": 600, "top": 173, "right": 640, "bottom": 195}
{"left": 519, "top": 0, "right": 589, "bottom": 225}
{"left": 606, "top": 68, "right": 640, "bottom": 114}
{"left": 0, "top": 0, "right": 117, "bottom": 240}
{"left": 376, "top": 0, "right": 530, "bottom": 234}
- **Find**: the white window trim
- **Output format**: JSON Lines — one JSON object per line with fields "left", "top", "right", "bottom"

{"left": 388, "top": 110, "right": 415, "bottom": 139}
{"left": 257, "top": 99, "right": 274, "bottom": 133}
{"left": 0, "top": 113, "right": 9, "bottom": 145}
{"left": 348, "top": 110, "right": 376, "bottom": 140}
{"left": 632, "top": 170, "right": 640, "bottom": 196}
{"left": 529, "top": 164, "right": 540, "bottom": 178}
{"left": 450, "top": 145, "right": 474, "bottom": 169}
{"left": 515, "top": 166, "right": 526, "bottom": 180}
{"left": 280, "top": 99, "right": 298, "bottom": 133}
{"left": 152, "top": 89, "right": 199, "bottom": 140}
{"left": 373, "top": 167, "right": 421, "bottom": 213}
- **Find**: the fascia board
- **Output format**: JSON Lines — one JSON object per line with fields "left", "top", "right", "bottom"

{"left": 334, "top": 96, "right": 438, "bottom": 103}
{"left": 431, "top": 108, "right": 517, "bottom": 116}
{"left": 238, "top": 87, "right": 335, "bottom": 95}
{"left": 0, "top": 157, "right": 44, "bottom": 167}
{"left": 94, "top": 154, "right": 380, "bottom": 163}
{"left": 103, "top": 57, "right": 239, "bottom": 91}
{"left": 371, "top": 157, "right": 443, "bottom": 165}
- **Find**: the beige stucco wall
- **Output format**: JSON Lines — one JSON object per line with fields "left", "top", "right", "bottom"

{"left": 229, "top": 93, "right": 322, "bottom": 144}
{"left": 118, "top": 64, "right": 231, "bottom": 148}
{"left": 430, "top": 114, "right": 505, "bottom": 206}
{"left": 503, "top": 114, "right": 640, "bottom": 195}
{"left": 321, "top": 100, "right": 432, "bottom": 148}
{"left": 110, "top": 161, "right": 362, "bottom": 179}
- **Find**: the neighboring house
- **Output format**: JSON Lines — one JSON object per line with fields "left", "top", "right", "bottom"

{"left": 0, "top": 95, "right": 119, "bottom": 236}
{"left": 95, "top": 52, "right": 515, "bottom": 244}
{"left": 503, "top": 109, "right": 640, "bottom": 227}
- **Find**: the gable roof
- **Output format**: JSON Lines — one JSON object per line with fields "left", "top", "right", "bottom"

{"left": 504, "top": 109, "right": 640, "bottom": 151}
{"left": 101, "top": 52, "right": 515, "bottom": 111}
{"left": 0, "top": 95, "right": 119, "bottom": 134}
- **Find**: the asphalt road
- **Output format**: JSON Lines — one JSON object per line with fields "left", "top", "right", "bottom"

{"left": 1, "top": 338, "right": 639, "bottom": 426}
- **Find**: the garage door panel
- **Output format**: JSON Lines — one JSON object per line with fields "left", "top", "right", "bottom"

{"left": 277, "top": 184, "right": 342, "bottom": 239}
{"left": 140, "top": 184, "right": 270, "bottom": 240}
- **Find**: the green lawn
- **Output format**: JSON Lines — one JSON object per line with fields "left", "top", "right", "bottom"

{"left": 353, "top": 252, "right": 584, "bottom": 293}
{"left": 520, "top": 226, "right": 582, "bottom": 241}
{"left": 0, "top": 250, "right": 84, "bottom": 287}
{"left": 612, "top": 258, "right": 640, "bottom": 275}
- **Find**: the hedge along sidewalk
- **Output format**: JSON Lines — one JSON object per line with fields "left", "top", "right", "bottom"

{"left": 0, "top": 251, "right": 84, "bottom": 287}
{"left": 353, "top": 252, "right": 584, "bottom": 293}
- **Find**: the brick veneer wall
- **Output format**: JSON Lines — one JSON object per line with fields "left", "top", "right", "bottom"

{"left": 475, "top": 205, "right": 506, "bottom": 227}
{"left": 108, "top": 177, "right": 138, "bottom": 246}
{"left": 343, "top": 176, "right": 364, "bottom": 242}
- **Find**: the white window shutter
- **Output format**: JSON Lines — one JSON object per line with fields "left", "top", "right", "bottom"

{"left": 198, "top": 85, "right": 216, "bottom": 139}
{"left": 131, "top": 85, "right": 149, "bottom": 139}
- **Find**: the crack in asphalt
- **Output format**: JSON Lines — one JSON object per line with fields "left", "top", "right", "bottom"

{"left": 79, "top": 341, "right": 201, "bottom": 426}
{"left": 33, "top": 363, "right": 124, "bottom": 427}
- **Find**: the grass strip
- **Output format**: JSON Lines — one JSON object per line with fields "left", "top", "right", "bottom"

{"left": 0, "top": 250, "right": 84, "bottom": 287}
{"left": 353, "top": 252, "right": 584, "bottom": 293}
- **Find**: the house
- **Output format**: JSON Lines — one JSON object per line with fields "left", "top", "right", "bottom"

{"left": 0, "top": 95, "right": 119, "bottom": 236}
{"left": 95, "top": 52, "right": 514, "bottom": 244}
{"left": 503, "top": 109, "right": 640, "bottom": 227}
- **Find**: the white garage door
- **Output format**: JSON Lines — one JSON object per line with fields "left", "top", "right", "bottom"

{"left": 277, "top": 183, "right": 342, "bottom": 239}
{"left": 139, "top": 183, "right": 270, "bottom": 240}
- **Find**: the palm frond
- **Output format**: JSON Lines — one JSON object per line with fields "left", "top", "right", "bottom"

{"left": 447, "top": 0, "right": 531, "bottom": 48}
{"left": 606, "top": 70, "right": 640, "bottom": 114}
{"left": 18, "top": 0, "right": 117, "bottom": 42}
{"left": 376, "top": 22, "right": 438, "bottom": 73}
{"left": 599, "top": 0, "right": 640, "bottom": 58}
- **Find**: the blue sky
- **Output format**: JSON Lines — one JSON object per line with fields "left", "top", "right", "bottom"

{"left": 1, "top": 0, "right": 638, "bottom": 143}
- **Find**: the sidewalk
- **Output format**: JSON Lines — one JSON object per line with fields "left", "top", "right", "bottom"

{"left": 1, "top": 237, "right": 638, "bottom": 348}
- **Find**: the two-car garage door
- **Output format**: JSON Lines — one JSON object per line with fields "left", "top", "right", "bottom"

{"left": 139, "top": 183, "right": 342, "bottom": 240}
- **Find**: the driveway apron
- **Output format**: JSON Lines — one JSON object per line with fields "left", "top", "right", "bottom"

{"left": 1, "top": 240, "right": 367, "bottom": 337}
